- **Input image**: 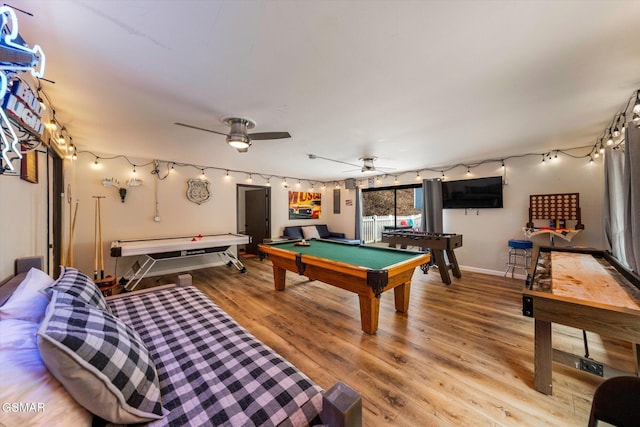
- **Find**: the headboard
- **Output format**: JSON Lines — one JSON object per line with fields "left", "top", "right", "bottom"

{"left": 0, "top": 256, "right": 43, "bottom": 306}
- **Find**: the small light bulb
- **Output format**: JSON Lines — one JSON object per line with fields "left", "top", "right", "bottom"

{"left": 612, "top": 127, "right": 620, "bottom": 138}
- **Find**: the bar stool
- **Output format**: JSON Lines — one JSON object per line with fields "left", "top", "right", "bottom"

{"left": 504, "top": 239, "right": 533, "bottom": 278}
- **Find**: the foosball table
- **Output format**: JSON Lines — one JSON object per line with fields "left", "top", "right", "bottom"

{"left": 381, "top": 230, "right": 463, "bottom": 285}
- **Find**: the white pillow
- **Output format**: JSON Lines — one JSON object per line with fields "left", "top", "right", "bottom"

{"left": 0, "top": 319, "right": 93, "bottom": 426}
{"left": 301, "top": 225, "right": 320, "bottom": 239}
{"left": 0, "top": 267, "right": 54, "bottom": 322}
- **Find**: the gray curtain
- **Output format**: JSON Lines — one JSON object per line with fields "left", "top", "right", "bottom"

{"left": 354, "top": 187, "right": 362, "bottom": 242}
{"left": 605, "top": 122, "right": 640, "bottom": 272}
{"left": 603, "top": 146, "right": 628, "bottom": 267}
{"left": 422, "top": 179, "right": 443, "bottom": 233}
{"left": 624, "top": 123, "right": 640, "bottom": 272}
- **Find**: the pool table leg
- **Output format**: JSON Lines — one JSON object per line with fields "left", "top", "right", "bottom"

{"left": 393, "top": 282, "right": 411, "bottom": 313}
{"left": 272, "top": 266, "right": 287, "bottom": 291}
{"left": 358, "top": 295, "right": 380, "bottom": 334}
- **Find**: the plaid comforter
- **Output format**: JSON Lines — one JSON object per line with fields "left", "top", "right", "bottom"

{"left": 108, "top": 286, "right": 323, "bottom": 427}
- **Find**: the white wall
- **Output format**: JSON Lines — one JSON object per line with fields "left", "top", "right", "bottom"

{"left": 330, "top": 154, "right": 604, "bottom": 275}
{"left": 0, "top": 151, "right": 49, "bottom": 280}
{"left": 6, "top": 149, "right": 601, "bottom": 280}
{"left": 70, "top": 154, "right": 237, "bottom": 277}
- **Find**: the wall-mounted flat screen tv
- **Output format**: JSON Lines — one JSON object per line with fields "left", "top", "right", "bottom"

{"left": 441, "top": 176, "right": 503, "bottom": 209}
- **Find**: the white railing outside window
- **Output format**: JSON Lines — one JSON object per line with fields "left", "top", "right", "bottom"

{"left": 361, "top": 214, "right": 422, "bottom": 243}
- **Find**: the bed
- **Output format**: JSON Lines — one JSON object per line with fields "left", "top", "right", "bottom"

{"left": 0, "top": 256, "right": 361, "bottom": 426}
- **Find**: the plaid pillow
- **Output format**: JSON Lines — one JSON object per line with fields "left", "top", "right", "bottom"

{"left": 43, "top": 267, "right": 110, "bottom": 312}
{"left": 37, "top": 291, "right": 167, "bottom": 424}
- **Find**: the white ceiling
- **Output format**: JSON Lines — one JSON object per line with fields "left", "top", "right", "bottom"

{"left": 17, "top": 0, "right": 640, "bottom": 181}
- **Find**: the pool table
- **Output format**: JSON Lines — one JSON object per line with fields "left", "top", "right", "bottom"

{"left": 258, "top": 239, "right": 430, "bottom": 334}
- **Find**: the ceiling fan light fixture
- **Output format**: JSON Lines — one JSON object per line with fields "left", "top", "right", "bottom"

{"left": 226, "top": 134, "right": 251, "bottom": 151}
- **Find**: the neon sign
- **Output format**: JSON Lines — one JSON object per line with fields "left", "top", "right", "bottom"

{"left": 0, "top": 5, "right": 46, "bottom": 173}
{"left": 3, "top": 79, "right": 45, "bottom": 136}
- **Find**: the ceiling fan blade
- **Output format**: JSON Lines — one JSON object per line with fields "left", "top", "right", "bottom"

{"left": 174, "top": 122, "right": 228, "bottom": 136}
{"left": 248, "top": 131, "right": 291, "bottom": 140}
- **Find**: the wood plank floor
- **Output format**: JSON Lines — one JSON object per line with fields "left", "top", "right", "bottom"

{"left": 138, "top": 257, "right": 636, "bottom": 426}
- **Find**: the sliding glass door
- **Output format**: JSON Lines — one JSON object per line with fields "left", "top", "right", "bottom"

{"left": 361, "top": 184, "right": 422, "bottom": 243}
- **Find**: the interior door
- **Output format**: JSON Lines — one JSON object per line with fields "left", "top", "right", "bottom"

{"left": 244, "top": 187, "right": 269, "bottom": 254}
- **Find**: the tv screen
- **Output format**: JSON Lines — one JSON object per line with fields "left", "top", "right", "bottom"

{"left": 442, "top": 176, "right": 503, "bottom": 209}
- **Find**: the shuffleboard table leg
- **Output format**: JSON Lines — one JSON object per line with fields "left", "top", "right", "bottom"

{"left": 534, "top": 318, "right": 553, "bottom": 395}
{"left": 358, "top": 295, "right": 379, "bottom": 334}
{"left": 273, "top": 267, "right": 287, "bottom": 291}
{"left": 393, "top": 282, "right": 411, "bottom": 313}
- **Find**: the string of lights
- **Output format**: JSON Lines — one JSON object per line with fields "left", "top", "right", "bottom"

{"left": 588, "top": 88, "right": 639, "bottom": 159}
{"left": 65, "top": 88, "right": 640, "bottom": 189}
{"left": 79, "top": 141, "right": 601, "bottom": 191}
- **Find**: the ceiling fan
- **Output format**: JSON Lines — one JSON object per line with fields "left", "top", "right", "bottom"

{"left": 308, "top": 154, "right": 396, "bottom": 174}
{"left": 174, "top": 117, "right": 291, "bottom": 152}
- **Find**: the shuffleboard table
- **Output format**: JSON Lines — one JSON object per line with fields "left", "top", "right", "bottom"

{"left": 258, "top": 239, "right": 430, "bottom": 334}
{"left": 523, "top": 246, "right": 640, "bottom": 395}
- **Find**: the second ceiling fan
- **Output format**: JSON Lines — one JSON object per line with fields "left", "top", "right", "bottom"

{"left": 308, "top": 154, "right": 396, "bottom": 173}
{"left": 175, "top": 117, "right": 291, "bottom": 152}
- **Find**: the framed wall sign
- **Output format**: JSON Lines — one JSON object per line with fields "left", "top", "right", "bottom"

{"left": 288, "top": 191, "right": 321, "bottom": 219}
{"left": 20, "top": 146, "right": 38, "bottom": 183}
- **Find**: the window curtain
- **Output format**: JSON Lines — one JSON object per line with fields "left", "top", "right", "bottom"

{"left": 354, "top": 187, "right": 362, "bottom": 242}
{"left": 604, "top": 122, "right": 640, "bottom": 272}
{"left": 624, "top": 123, "right": 640, "bottom": 272}
{"left": 422, "top": 179, "right": 443, "bottom": 233}
{"left": 603, "top": 146, "right": 628, "bottom": 267}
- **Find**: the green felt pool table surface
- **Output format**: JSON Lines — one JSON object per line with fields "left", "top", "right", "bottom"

{"left": 263, "top": 240, "right": 424, "bottom": 270}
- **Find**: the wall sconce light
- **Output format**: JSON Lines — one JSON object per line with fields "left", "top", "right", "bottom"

{"left": 102, "top": 177, "right": 142, "bottom": 203}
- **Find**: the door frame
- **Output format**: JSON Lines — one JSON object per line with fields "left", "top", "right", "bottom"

{"left": 48, "top": 147, "right": 64, "bottom": 278}
{"left": 236, "top": 183, "right": 271, "bottom": 246}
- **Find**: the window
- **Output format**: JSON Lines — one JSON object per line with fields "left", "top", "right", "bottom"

{"left": 361, "top": 184, "right": 422, "bottom": 243}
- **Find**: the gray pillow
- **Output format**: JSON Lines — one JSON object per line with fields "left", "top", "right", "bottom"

{"left": 37, "top": 291, "right": 167, "bottom": 423}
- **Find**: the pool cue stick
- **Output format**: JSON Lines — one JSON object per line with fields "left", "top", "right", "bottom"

{"left": 67, "top": 200, "right": 79, "bottom": 267}
{"left": 93, "top": 196, "right": 99, "bottom": 280}
{"left": 63, "top": 184, "right": 72, "bottom": 265}
{"left": 98, "top": 196, "right": 105, "bottom": 279}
